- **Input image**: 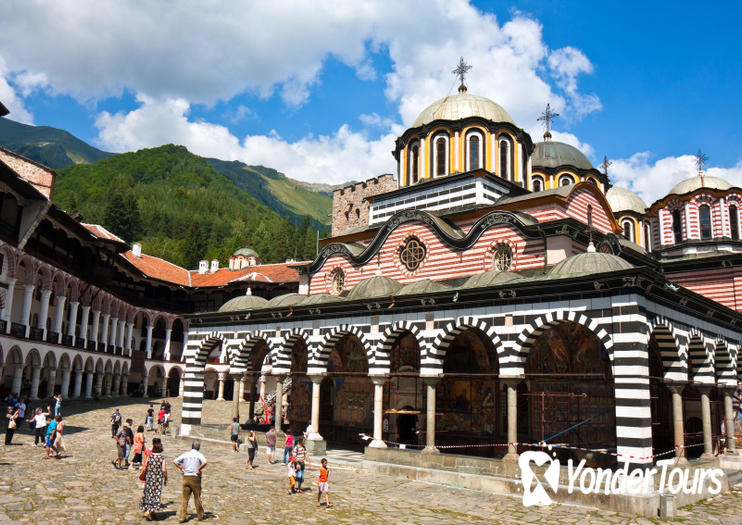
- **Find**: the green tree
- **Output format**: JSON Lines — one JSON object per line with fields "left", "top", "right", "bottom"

{"left": 182, "top": 219, "right": 208, "bottom": 269}
{"left": 103, "top": 193, "right": 141, "bottom": 243}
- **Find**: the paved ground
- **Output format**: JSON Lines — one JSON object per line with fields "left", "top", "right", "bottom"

{"left": 1, "top": 397, "right": 742, "bottom": 524}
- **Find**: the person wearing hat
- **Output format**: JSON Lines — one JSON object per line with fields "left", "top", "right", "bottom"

{"left": 113, "top": 420, "right": 132, "bottom": 469}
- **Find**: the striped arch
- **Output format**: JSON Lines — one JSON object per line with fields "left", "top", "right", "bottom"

{"left": 181, "top": 331, "right": 226, "bottom": 426}
{"left": 315, "top": 324, "right": 372, "bottom": 372}
{"left": 427, "top": 316, "right": 502, "bottom": 375}
{"left": 276, "top": 328, "right": 311, "bottom": 374}
{"left": 687, "top": 330, "right": 715, "bottom": 384}
{"left": 714, "top": 339, "right": 737, "bottom": 387}
{"left": 648, "top": 317, "right": 686, "bottom": 381}
{"left": 376, "top": 321, "right": 424, "bottom": 374}
{"left": 512, "top": 310, "right": 611, "bottom": 374}
{"left": 229, "top": 331, "right": 277, "bottom": 375}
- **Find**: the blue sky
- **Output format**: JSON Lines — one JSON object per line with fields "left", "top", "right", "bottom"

{"left": 1, "top": 1, "right": 740, "bottom": 202}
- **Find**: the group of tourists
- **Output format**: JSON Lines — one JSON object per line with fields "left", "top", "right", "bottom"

{"left": 4, "top": 392, "right": 65, "bottom": 458}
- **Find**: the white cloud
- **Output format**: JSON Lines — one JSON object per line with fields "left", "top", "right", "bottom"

{"left": 95, "top": 96, "right": 396, "bottom": 184}
{"left": 0, "top": 58, "right": 33, "bottom": 123}
{"left": 609, "top": 153, "right": 742, "bottom": 204}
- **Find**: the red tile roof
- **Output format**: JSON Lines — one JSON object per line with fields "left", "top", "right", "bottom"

{"left": 82, "top": 223, "right": 125, "bottom": 243}
{"left": 121, "top": 249, "right": 302, "bottom": 288}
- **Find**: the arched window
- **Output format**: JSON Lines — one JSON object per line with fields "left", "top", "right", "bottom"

{"left": 559, "top": 174, "right": 574, "bottom": 186}
{"left": 433, "top": 134, "right": 449, "bottom": 177}
{"left": 586, "top": 178, "right": 598, "bottom": 186}
{"left": 672, "top": 208, "right": 683, "bottom": 243}
{"left": 466, "top": 130, "right": 484, "bottom": 171}
{"left": 408, "top": 142, "right": 419, "bottom": 185}
{"left": 699, "top": 204, "right": 712, "bottom": 240}
{"left": 498, "top": 135, "right": 513, "bottom": 180}
{"left": 621, "top": 219, "right": 634, "bottom": 242}
{"left": 730, "top": 205, "right": 739, "bottom": 240}
{"left": 644, "top": 222, "right": 652, "bottom": 249}
{"left": 532, "top": 176, "right": 544, "bottom": 193}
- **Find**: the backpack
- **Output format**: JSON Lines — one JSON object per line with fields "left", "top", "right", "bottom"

{"left": 111, "top": 412, "right": 121, "bottom": 425}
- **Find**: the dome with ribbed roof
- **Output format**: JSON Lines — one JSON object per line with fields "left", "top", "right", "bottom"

{"left": 347, "top": 275, "right": 402, "bottom": 301}
{"left": 218, "top": 294, "right": 268, "bottom": 312}
{"left": 548, "top": 252, "right": 633, "bottom": 279}
{"left": 669, "top": 175, "right": 732, "bottom": 195}
{"left": 264, "top": 293, "right": 305, "bottom": 308}
{"left": 532, "top": 141, "right": 594, "bottom": 171}
{"left": 460, "top": 270, "right": 521, "bottom": 289}
{"left": 606, "top": 186, "right": 647, "bottom": 214}
{"left": 295, "top": 294, "right": 343, "bottom": 306}
{"left": 397, "top": 279, "right": 450, "bottom": 296}
{"left": 412, "top": 92, "right": 514, "bottom": 128}
{"left": 233, "top": 247, "right": 259, "bottom": 258}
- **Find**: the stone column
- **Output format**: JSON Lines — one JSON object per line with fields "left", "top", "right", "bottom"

{"left": 90, "top": 310, "right": 101, "bottom": 345}
{"left": 179, "top": 375, "right": 185, "bottom": 397}
{"left": 47, "top": 368, "right": 56, "bottom": 397}
{"left": 142, "top": 369, "right": 149, "bottom": 397}
{"left": 66, "top": 300, "right": 79, "bottom": 344}
{"left": 163, "top": 328, "right": 172, "bottom": 361}
{"left": 84, "top": 372, "right": 94, "bottom": 398}
{"left": 309, "top": 375, "right": 325, "bottom": 441}
{"left": 274, "top": 375, "right": 284, "bottom": 434}
{"left": 52, "top": 295, "right": 66, "bottom": 343}
{"left": 2, "top": 277, "right": 15, "bottom": 331}
{"left": 79, "top": 305, "right": 90, "bottom": 345}
{"left": 247, "top": 376, "right": 257, "bottom": 420}
{"left": 369, "top": 376, "right": 386, "bottom": 448}
{"left": 259, "top": 376, "right": 266, "bottom": 399}
{"left": 723, "top": 388, "right": 736, "bottom": 454}
{"left": 95, "top": 371, "right": 104, "bottom": 397}
{"left": 503, "top": 378, "right": 520, "bottom": 460}
{"left": 699, "top": 386, "right": 714, "bottom": 459}
{"left": 29, "top": 366, "right": 41, "bottom": 399}
{"left": 103, "top": 373, "right": 111, "bottom": 396}
{"left": 37, "top": 289, "right": 52, "bottom": 338}
{"left": 669, "top": 384, "right": 687, "bottom": 463}
{"left": 216, "top": 373, "right": 226, "bottom": 401}
{"left": 125, "top": 322, "right": 134, "bottom": 353}
{"left": 100, "top": 313, "right": 110, "bottom": 351}
{"left": 112, "top": 374, "right": 121, "bottom": 397}
{"left": 20, "top": 283, "right": 34, "bottom": 336}
{"left": 11, "top": 364, "right": 23, "bottom": 394}
{"left": 422, "top": 377, "right": 440, "bottom": 454}
{"left": 239, "top": 376, "right": 246, "bottom": 400}
{"left": 120, "top": 374, "right": 128, "bottom": 396}
{"left": 231, "top": 375, "right": 241, "bottom": 420}
{"left": 60, "top": 368, "right": 71, "bottom": 398}
{"left": 117, "top": 320, "right": 125, "bottom": 349}
{"left": 145, "top": 324, "right": 154, "bottom": 358}
{"left": 72, "top": 370, "right": 83, "bottom": 398}
{"left": 108, "top": 317, "right": 118, "bottom": 349}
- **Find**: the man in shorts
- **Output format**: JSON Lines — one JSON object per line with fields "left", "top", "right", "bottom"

{"left": 112, "top": 424, "right": 128, "bottom": 469}
{"left": 229, "top": 417, "right": 240, "bottom": 452}
{"left": 265, "top": 426, "right": 277, "bottom": 464}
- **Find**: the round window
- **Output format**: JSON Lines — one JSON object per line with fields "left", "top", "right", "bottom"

{"left": 331, "top": 269, "right": 345, "bottom": 295}
{"left": 399, "top": 237, "right": 426, "bottom": 272}
{"left": 492, "top": 244, "right": 513, "bottom": 271}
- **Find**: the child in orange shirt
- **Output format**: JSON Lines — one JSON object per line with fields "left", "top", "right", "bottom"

{"left": 317, "top": 458, "right": 332, "bottom": 507}
{"left": 288, "top": 456, "right": 297, "bottom": 495}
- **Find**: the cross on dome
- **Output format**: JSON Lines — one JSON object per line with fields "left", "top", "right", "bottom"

{"left": 452, "top": 57, "right": 472, "bottom": 93}
{"left": 600, "top": 155, "right": 612, "bottom": 176}
{"left": 695, "top": 149, "right": 708, "bottom": 175}
{"left": 537, "top": 103, "right": 559, "bottom": 141}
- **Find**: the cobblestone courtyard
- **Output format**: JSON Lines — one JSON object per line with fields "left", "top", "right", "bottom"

{"left": 1, "top": 398, "right": 741, "bottom": 524}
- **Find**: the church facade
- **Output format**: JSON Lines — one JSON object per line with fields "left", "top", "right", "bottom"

{"left": 183, "top": 81, "right": 742, "bottom": 470}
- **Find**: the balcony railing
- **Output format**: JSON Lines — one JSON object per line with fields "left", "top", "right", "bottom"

{"left": 29, "top": 327, "right": 44, "bottom": 341}
{"left": 10, "top": 323, "right": 24, "bottom": 337}
{"left": 61, "top": 335, "right": 73, "bottom": 347}
{"left": 46, "top": 331, "right": 59, "bottom": 344}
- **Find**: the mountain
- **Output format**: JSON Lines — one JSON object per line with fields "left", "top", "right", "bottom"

{"left": 54, "top": 145, "right": 321, "bottom": 268}
{"left": 0, "top": 117, "right": 112, "bottom": 168}
{"left": 205, "top": 159, "right": 332, "bottom": 225}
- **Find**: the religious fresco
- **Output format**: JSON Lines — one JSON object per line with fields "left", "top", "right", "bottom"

{"left": 387, "top": 333, "right": 423, "bottom": 444}
{"left": 524, "top": 322, "right": 615, "bottom": 456}
{"left": 288, "top": 378, "right": 311, "bottom": 427}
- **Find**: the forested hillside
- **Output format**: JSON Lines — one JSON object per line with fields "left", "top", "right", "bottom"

{"left": 54, "top": 145, "right": 323, "bottom": 268}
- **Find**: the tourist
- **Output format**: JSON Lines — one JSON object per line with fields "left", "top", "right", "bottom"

{"left": 145, "top": 404, "right": 154, "bottom": 431}
{"left": 174, "top": 440, "right": 207, "bottom": 522}
{"left": 27, "top": 406, "right": 50, "bottom": 446}
{"left": 161, "top": 411, "right": 170, "bottom": 435}
{"left": 317, "top": 458, "right": 332, "bottom": 508}
{"left": 44, "top": 414, "right": 58, "bottom": 459}
{"left": 287, "top": 455, "right": 297, "bottom": 495}
{"left": 6, "top": 392, "right": 18, "bottom": 409}
{"left": 111, "top": 408, "right": 122, "bottom": 438}
{"left": 4, "top": 405, "right": 19, "bottom": 445}
{"left": 265, "top": 426, "right": 276, "bottom": 464}
{"left": 245, "top": 430, "right": 256, "bottom": 469}
{"left": 229, "top": 417, "right": 240, "bottom": 452}
{"left": 52, "top": 415, "right": 66, "bottom": 456}
{"left": 53, "top": 394, "right": 62, "bottom": 417}
{"left": 16, "top": 397, "right": 26, "bottom": 422}
{"left": 293, "top": 437, "right": 309, "bottom": 493}
{"left": 124, "top": 419, "right": 135, "bottom": 467}
{"left": 282, "top": 432, "right": 294, "bottom": 465}
{"left": 157, "top": 407, "right": 166, "bottom": 434}
{"left": 131, "top": 425, "right": 146, "bottom": 470}
{"left": 113, "top": 422, "right": 129, "bottom": 469}
{"left": 139, "top": 437, "right": 167, "bottom": 521}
